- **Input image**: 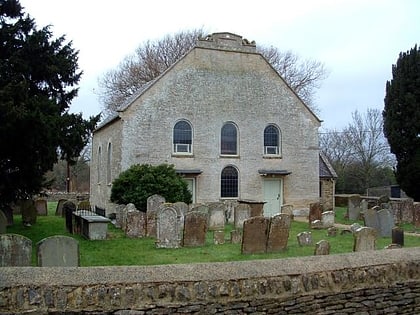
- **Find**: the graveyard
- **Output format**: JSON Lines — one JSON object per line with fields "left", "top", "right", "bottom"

{"left": 2, "top": 201, "right": 420, "bottom": 267}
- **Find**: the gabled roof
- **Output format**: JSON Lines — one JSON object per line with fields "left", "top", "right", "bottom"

{"left": 319, "top": 151, "right": 338, "bottom": 179}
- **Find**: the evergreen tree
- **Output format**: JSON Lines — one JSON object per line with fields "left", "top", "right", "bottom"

{"left": 383, "top": 45, "right": 420, "bottom": 201}
{"left": 0, "top": 0, "right": 100, "bottom": 207}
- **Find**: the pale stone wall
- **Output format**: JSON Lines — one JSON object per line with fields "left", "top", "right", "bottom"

{"left": 1, "top": 248, "right": 420, "bottom": 314}
{"left": 91, "top": 33, "right": 321, "bottom": 212}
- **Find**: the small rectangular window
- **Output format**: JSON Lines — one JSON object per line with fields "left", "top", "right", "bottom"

{"left": 174, "top": 143, "right": 191, "bottom": 153}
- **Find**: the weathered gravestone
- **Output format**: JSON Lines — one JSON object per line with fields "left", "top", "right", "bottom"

{"left": 190, "top": 204, "right": 209, "bottom": 215}
{"left": 213, "top": 230, "right": 225, "bottom": 245}
{"left": 297, "top": 231, "right": 313, "bottom": 246}
{"left": 234, "top": 203, "right": 251, "bottom": 230}
{"left": 348, "top": 195, "right": 361, "bottom": 220}
{"left": 377, "top": 209, "right": 395, "bottom": 237}
{"left": 208, "top": 202, "right": 225, "bottom": 231}
{"left": 125, "top": 208, "right": 146, "bottom": 238}
{"left": 0, "top": 234, "right": 32, "bottom": 266}
{"left": 34, "top": 199, "right": 48, "bottom": 216}
{"left": 146, "top": 194, "right": 165, "bottom": 237}
{"left": 183, "top": 211, "right": 208, "bottom": 247}
{"left": 230, "top": 230, "right": 242, "bottom": 244}
{"left": 266, "top": 214, "right": 291, "bottom": 253}
{"left": 224, "top": 200, "right": 236, "bottom": 224}
{"left": 309, "top": 202, "right": 323, "bottom": 227}
{"left": 321, "top": 211, "right": 335, "bottom": 228}
{"left": 0, "top": 211, "right": 7, "bottom": 234}
{"left": 156, "top": 204, "right": 183, "bottom": 248}
{"left": 392, "top": 226, "right": 404, "bottom": 247}
{"left": 36, "top": 236, "right": 79, "bottom": 267}
{"left": 55, "top": 199, "right": 68, "bottom": 216}
{"left": 353, "top": 227, "right": 377, "bottom": 252}
{"left": 281, "top": 204, "right": 294, "bottom": 218}
{"left": 390, "top": 199, "right": 414, "bottom": 225}
{"left": 360, "top": 199, "right": 368, "bottom": 216}
{"left": 241, "top": 216, "right": 269, "bottom": 254}
{"left": 114, "top": 204, "right": 126, "bottom": 229}
{"left": 63, "top": 201, "right": 76, "bottom": 233}
{"left": 20, "top": 199, "right": 37, "bottom": 225}
{"left": 314, "top": 240, "right": 330, "bottom": 255}
{"left": 364, "top": 207, "right": 380, "bottom": 232}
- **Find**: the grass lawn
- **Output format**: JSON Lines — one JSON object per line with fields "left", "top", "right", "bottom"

{"left": 5, "top": 203, "right": 420, "bottom": 266}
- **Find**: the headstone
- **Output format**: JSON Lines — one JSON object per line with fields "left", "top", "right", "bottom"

{"left": 156, "top": 204, "right": 183, "bottom": 248}
{"left": 146, "top": 194, "right": 165, "bottom": 237}
{"left": 321, "top": 211, "right": 335, "bottom": 228}
{"left": 63, "top": 201, "right": 76, "bottom": 233}
{"left": 173, "top": 202, "right": 189, "bottom": 216}
{"left": 190, "top": 204, "right": 209, "bottom": 215}
{"left": 266, "top": 214, "right": 291, "bottom": 253}
{"left": 353, "top": 227, "right": 377, "bottom": 252}
{"left": 360, "top": 199, "right": 368, "bottom": 215}
{"left": 314, "top": 240, "right": 330, "bottom": 255}
{"left": 114, "top": 204, "right": 126, "bottom": 228}
{"left": 309, "top": 202, "right": 323, "bottom": 227}
{"left": 21, "top": 199, "right": 37, "bottom": 225}
{"left": 234, "top": 203, "right": 251, "bottom": 230}
{"left": 36, "top": 236, "right": 79, "bottom": 267}
{"left": 311, "top": 220, "right": 323, "bottom": 229}
{"left": 208, "top": 203, "right": 225, "bottom": 231}
{"left": 230, "top": 230, "right": 242, "bottom": 244}
{"left": 0, "top": 234, "right": 32, "bottom": 266}
{"left": 364, "top": 207, "right": 380, "bottom": 232}
{"left": 392, "top": 226, "right": 404, "bottom": 247}
{"left": 125, "top": 209, "right": 147, "bottom": 238}
{"left": 213, "top": 230, "right": 225, "bottom": 245}
{"left": 121, "top": 203, "right": 136, "bottom": 231}
{"left": 281, "top": 204, "right": 294, "bottom": 218}
{"left": 224, "top": 200, "right": 236, "bottom": 224}
{"left": 327, "top": 226, "right": 338, "bottom": 237}
{"left": 414, "top": 203, "right": 420, "bottom": 229}
{"left": 241, "top": 216, "right": 269, "bottom": 254}
{"left": 348, "top": 195, "right": 361, "bottom": 220}
{"left": 0, "top": 211, "right": 7, "bottom": 234}
{"left": 35, "top": 199, "right": 48, "bottom": 216}
{"left": 183, "top": 211, "right": 208, "bottom": 247}
{"left": 297, "top": 231, "right": 313, "bottom": 246}
{"left": 56, "top": 199, "right": 68, "bottom": 216}
{"left": 377, "top": 209, "right": 395, "bottom": 237}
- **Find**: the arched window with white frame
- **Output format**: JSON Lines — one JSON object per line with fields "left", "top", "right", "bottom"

{"left": 173, "top": 120, "right": 192, "bottom": 154}
{"left": 264, "top": 124, "right": 281, "bottom": 156}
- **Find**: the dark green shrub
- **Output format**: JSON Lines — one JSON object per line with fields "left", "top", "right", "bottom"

{"left": 110, "top": 164, "right": 192, "bottom": 211}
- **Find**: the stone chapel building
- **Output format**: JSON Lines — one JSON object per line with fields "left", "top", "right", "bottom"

{"left": 90, "top": 32, "right": 325, "bottom": 216}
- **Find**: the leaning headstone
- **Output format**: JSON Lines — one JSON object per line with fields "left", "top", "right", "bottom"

{"left": 36, "top": 236, "right": 79, "bottom": 267}
{"left": 314, "top": 240, "right": 330, "bottom": 255}
{"left": 348, "top": 195, "right": 361, "bottom": 221}
{"left": 241, "top": 216, "right": 269, "bottom": 254}
{"left": 309, "top": 202, "right": 323, "bottom": 227}
{"left": 297, "top": 231, "right": 313, "bottom": 246}
{"left": 266, "top": 214, "right": 291, "bottom": 253}
{"left": 377, "top": 209, "right": 395, "bottom": 237}
{"left": 114, "top": 204, "right": 126, "bottom": 228}
{"left": 0, "top": 211, "right": 7, "bottom": 234}
{"left": 125, "top": 209, "right": 147, "bottom": 238}
{"left": 63, "top": 201, "right": 76, "bottom": 233}
{"left": 213, "top": 230, "right": 225, "bottom": 245}
{"left": 353, "top": 227, "right": 377, "bottom": 252}
{"left": 234, "top": 203, "right": 251, "bottom": 230}
{"left": 35, "top": 199, "right": 48, "bottom": 216}
{"left": 146, "top": 194, "right": 165, "bottom": 237}
{"left": 208, "top": 203, "right": 225, "bottom": 231}
{"left": 21, "top": 199, "right": 37, "bottom": 225}
{"left": 281, "top": 204, "right": 294, "bottom": 218}
{"left": 364, "top": 207, "right": 380, "bottom": 232}
{"left": 0, "top": 234, "right": 32, "bottom": 266}
{"left": 156, "top": 204, "right": 183, "bottom": 248}
{"left": 56, "top": 199, "right": 68, "bottom": 216}
{"left": 183, "top": 211, "right": 208, "bottom": 247}
{"left": 392, "top": 226, "right": 404, "bottom": 247}
{"left": 321, "top": 211, "right": 335, "bottom": 228}
{"left": 230, "top": 230, "right": 242, "bottom": 244}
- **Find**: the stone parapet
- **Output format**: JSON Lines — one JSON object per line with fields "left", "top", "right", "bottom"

{"left": 1, "top": 248, "right": 420, "bottom": 313}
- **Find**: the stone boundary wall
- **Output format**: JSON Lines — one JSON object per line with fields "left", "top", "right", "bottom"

{"left": 43, "top": 192, "right": 89, "bottom": 202}
{"left": 1, "top": 248, "right": 420, "bottom": 314}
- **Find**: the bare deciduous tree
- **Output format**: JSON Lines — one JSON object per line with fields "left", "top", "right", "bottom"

{"left": 98, "top": 29, "right": 328, "bottom": 116}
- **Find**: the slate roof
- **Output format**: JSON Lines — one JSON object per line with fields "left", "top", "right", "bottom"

{"left": 319, "top": 151, "right": 338, "bottom": 179}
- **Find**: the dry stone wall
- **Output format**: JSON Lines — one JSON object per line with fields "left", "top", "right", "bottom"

{"left": 1, "top": 248, "right": 420, "bottom": 314}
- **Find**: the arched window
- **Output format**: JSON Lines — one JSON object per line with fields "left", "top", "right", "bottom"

{"left": 173, "top": 120, "right": 192, "bottom": 153}
{"left": 264, "top": 125, "right": 280, "bottom": 155}
{"left": 97, "top": 146, "right": 102, "bottom": 183}
{"left": 221, "top": 122, "right": 238, "bottom": 155}
{"left": 221, "top": 166, "right": 238, "bottom": 198}
{"left": 106, "top": 142, "right": 112, "bottom": 184}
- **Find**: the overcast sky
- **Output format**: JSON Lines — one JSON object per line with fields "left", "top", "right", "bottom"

{"left": 19, "top": 0, "right": 420, "bottom": 130}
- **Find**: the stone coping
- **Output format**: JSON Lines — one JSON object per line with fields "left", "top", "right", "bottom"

{"left": 1, "top": 248, "right": 419, "bottom": 287}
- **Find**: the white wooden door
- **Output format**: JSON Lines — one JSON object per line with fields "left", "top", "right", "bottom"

{"left": 263, "top": 179, "right": 282, "bottom": 217}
